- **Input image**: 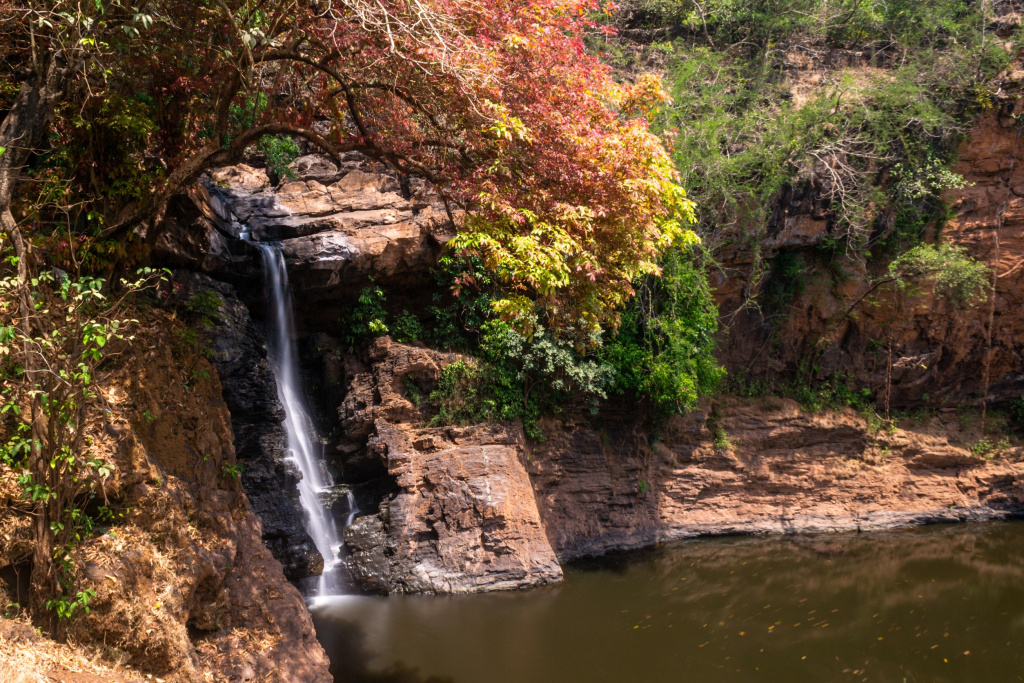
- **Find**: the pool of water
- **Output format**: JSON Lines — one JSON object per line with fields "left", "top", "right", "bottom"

{"left": 310, "top": 522, "right": 1024, "bottom": 682}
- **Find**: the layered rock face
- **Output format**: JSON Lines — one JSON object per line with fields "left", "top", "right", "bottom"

{"left": 528, "top": 398, "right": 1024, "bottom": 562}
{"left": 331, "top": 339, "right": 1024, "bottom": 592}
{"left": 151, "top": 123, "right": 1024, "bottom": 601}
{"left": 155, "top": 153, "right": 459, "bottom": 583}
{"left": 338, "top": 339, "right": 563, "bottom": 594}
{"left": 167, "top": 156, "right": 455, "bottom": 326}
{"left": 711, "top": 101, "right": 1024, "bottom": 409}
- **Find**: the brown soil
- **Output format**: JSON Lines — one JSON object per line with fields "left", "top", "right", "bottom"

{"left": 0, "top": 309, "right": 330, "bottom": 683}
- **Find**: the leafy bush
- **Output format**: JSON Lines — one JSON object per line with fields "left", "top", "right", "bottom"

{"left": 257, "top": 134, "right": 301, "bottom": 183}
{"left": 339, "top": 283, "right": 390, "bottom": 350}
{"left": 886, "top": 243, "right": 990, "bottom": 306}
{"left": 392, "top": 310, "right": 424, "bottom": 343}
{"left": 185, "top": 289, "right": 223, "bottom": 328}
{"left": 603, "top": 248, "right": 724, "bottom": 418}
{"left": 429, "top": 321, "right": 615, "bottom": 438}
{"left": 1008, "top": 398, "right": 1024, "bottom": 432}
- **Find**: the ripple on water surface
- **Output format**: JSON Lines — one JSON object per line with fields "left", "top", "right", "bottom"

{"left": 310, "top": 521, "right": 1024, "bottom": 682}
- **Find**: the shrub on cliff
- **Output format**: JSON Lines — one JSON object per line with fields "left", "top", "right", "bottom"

{"left": 0, "top": 262, "right": 165, "bottom": 629}
{"left": 610, "top": 0, "right": 1011, "bottom": 278}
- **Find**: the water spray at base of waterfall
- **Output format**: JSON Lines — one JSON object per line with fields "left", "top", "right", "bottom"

{"left": 257, "top": 242, "right": 353, "bottom": 599}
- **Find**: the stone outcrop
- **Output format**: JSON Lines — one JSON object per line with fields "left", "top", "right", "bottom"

{"left": 527, "top": 397, "right": 1024, "bottom": 561}
{"left": 337, "top": 338, "right": 563, "bottom": 594}
{"left": 203, "top": 156, "right": 454, "bottom": 311}
{"left": 711, "top": 91, "right": 1024, "bottom": 410}
{"left": 152, "top": 185, "right": 262, "bottom": 285}
{"left": 168, "top": 271, "right": 322, "bottom": 582}
{"left": 0, "top": 309, "right": 332, "bottom": 682}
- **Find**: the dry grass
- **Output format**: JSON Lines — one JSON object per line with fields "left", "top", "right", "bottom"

{"left": 0, "top": 618, "right": 144, "bottom": 683}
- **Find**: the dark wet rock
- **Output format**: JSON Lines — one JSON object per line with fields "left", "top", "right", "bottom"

{"left": 168, "top": 271, "right": 322, "bottom": 581}
{"left": 153, "top": 185, "right": 262, "bottom": 286}
{"left": 342, "top": 512, "right": 394, "bottom": 594}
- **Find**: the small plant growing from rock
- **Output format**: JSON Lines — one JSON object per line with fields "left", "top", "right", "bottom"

{"left": 221, "top": 462, "right": 243, "bottom": 480}
{"left": 713, "top": 426, "right": 732, "bottom": 452}
{"left": 970, "top": 437, "right": 1011, "bottom": 460}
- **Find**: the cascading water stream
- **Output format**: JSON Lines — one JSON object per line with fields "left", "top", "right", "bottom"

{"left": 255, "top": 242, "right": 345, "bottom": 598}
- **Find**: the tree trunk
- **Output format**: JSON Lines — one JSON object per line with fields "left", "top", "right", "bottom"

{"left": 0, "top": 54, "right": 70, "bottom": 622}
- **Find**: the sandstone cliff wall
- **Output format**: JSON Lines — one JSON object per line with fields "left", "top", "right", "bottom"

{"left": 712, "top": 96, "right": 1024, "bottom": 410}
{"left": 334, "top": 340, "right": 1024, "bottom": 592}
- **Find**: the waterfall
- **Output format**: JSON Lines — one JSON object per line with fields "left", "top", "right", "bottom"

{"left": 256, "top": 242, "right": 343, "bottom": 597}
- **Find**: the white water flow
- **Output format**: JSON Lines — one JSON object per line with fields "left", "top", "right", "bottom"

{"left": 256, "top": 243, "right": 343, "bottom": 597}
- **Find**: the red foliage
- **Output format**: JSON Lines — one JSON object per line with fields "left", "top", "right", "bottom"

{"left": 3, "top": 0, "right": 695, "bottom": 331}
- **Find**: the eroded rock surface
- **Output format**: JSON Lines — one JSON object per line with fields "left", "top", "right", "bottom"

{"left": 202, "top": 156, "right": 455, "bottom": 309}
{"left": 338, "top": 338, "right": 563, "bottom": 594}
{"left": 712, "top": 99, "right": 1024, "bottom": 409}
{"left": 528, "top": 397, "right": 1024, "bottom": 561}
{"left": 332, "top": 339, "right": 1024, "bottom": 592}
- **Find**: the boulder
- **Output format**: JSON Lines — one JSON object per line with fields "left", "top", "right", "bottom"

{"left": 338, "top": 338, "right": 563, "bottom": 594}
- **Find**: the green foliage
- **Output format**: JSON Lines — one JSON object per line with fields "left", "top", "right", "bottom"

{"left": 339, "top": 283, "right": 390, "bottom": 350}
{"left": 730, "top": 366, "right": 873, "bottom": 412}
{"left": 428, "top": 360, "right": 500, "bottom": 427}
{"left": 257, "top": 135, "right": 301, "bottom": 182}
{"left": 429, "top": 322, "right": 615, "bottom": 438}
{"left": 712, "top": 425, "right": 731, "bottom": 451}
{"left": 227, "top": 95, "right": 300, "bottom": 182}
{"left": 886, "top": 243, "right": 990, "bottom": 307}
{"left": 45, "top": 589, "right": 96, "bottom": 620}
{"left": 763, "top": 251, "right": 806, "bottom": 315}
{"left": 392, "top": 310, "right": 424, "bottom": 344}
{"left": 628, "top": 0, "right": 1009, "bottom": 272}
{"left": 424, "top": 254, "right": 497, "bottom": 351}
{"left": 787, "top": 372, "right": 873, "bottom": 412}
{"left": 1010, "top": 398, "right": 1024, "bottom": 432}
{"left": 221, "top": 462, "right": 243, "bottom": 480}
{"left": 186, "top": 290, "right": 223, "bottom": 328}
{"left": 603, "top": 248, "right": 724, "bottom": 417}
{"left": 970, "top": 437, "right": 1011, "bottom": 460}
{"left": 0, "top": 266, "right": 163, "bottom": 621}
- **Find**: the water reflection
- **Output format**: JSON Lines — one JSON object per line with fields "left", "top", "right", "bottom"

{"left": 312, "top": 523, "right": 1024, "bottom": 682}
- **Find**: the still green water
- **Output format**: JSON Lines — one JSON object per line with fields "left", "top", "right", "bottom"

{"left": 311, "top": 522, "right": 1024, "bottom": 682}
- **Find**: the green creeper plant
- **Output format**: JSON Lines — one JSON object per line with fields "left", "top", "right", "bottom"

{"left": 0, "top": 261, "right": 164, "bottom": 629}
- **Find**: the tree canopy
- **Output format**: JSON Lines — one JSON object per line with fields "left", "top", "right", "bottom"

{"left": 0, "top": 0, "right": 695, "bottom": 332}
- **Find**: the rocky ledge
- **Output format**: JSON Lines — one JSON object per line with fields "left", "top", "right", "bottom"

{"left": 156, "top": 154, "right": 454, "bottom": 324}
{"left": 340, "top": 339, "right": 562, "bottom": 594}
{"left": 337, "top": 339, "right": 1024, "bottom": 593}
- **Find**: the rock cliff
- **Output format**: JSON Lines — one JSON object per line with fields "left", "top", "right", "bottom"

{"left": 149, "top": 112, "right": 1024, "bottom": 602}
{"left": 339, "top": 339, "right": 563, "bottom": 594}
{"left": 332, "top": 339, "right": 1024, "bottom": 589}
{"left": 711, "top": 83, "right": 1024, "bottom": 410}
{"left": 0, "top": 309, "right": 332, "bottom": 682}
